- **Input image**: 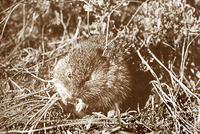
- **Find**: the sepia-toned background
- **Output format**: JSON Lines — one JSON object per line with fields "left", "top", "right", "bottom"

{"left": 0, "top": 0, "right": 200, "bottom": 133}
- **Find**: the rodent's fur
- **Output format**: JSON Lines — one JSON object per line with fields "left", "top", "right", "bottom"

{"left": 53, "top": 36, "right": 151, "bottom": 113}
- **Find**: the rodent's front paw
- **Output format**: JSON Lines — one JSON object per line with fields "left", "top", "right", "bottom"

{"left": 75, "top": 99, "right": 87, "bottom": 112}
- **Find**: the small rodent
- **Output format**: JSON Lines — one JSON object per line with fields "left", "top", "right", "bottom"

{"left": 53, "top": 36, "right": 151, "bottom": 113}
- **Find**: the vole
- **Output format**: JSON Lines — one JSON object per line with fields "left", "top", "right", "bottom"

{"left": 53, "top": 36, "right": 151, "bottom": 114}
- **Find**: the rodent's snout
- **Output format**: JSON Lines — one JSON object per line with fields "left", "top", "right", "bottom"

{"left": 53, "top": 78, "right": 87, "bottom": 112}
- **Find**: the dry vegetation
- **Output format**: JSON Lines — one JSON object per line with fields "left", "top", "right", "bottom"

{"left": 0, "top": 0, "right": 200, "bottom": 133}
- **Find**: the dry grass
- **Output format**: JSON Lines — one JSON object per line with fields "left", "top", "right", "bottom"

{"left": 0, "top": 0, "right": 200, "bottom": 133}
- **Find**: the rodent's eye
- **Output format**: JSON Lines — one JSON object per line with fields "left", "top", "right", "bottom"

{"left": 85, "top": 76, "right": 90, "bottom": 81}
{"left": 67, "top": 72, "right": 72, "bottom": 79}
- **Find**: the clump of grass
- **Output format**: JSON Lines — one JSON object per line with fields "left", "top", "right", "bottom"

{"left": 0, "top": 0, "right": 200, "bottom": 133}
